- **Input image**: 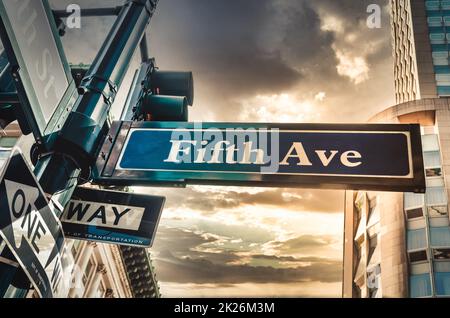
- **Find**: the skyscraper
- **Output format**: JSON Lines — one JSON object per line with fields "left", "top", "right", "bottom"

{"left": 391, "top": 0, "right": 439, "bottom": 103}
{"left": 342, "top": 0, "right": 450, "bottom": 298}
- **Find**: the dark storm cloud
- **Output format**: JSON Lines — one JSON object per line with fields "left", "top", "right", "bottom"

{"left": 152, "top": 0, "right": 304, "bottom": 97}
{"left": 147, "top": 0, "right": 395, "bottom": 122}
{"left": 154, "top": 254, "right": 341, "bottom": 284}
{"left": 251, "top": 254, "right": 336, "bottom": 263}
{"left": 152, "top": 227, "right": 341, "bottom": 284}
{"left": 50, "top": 0, "right": 395, "bottom": 122}
{"left": 269, "top": 234, "right": 339, "bottom": 254}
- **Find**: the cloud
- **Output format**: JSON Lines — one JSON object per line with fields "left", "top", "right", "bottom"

{"left": 335, "top": 50, "right": 370, "bottom": 84}
{"left": 150, "top": 186, "right": 344, "bottom": 214}
{"left": 155, "top": 255, "right": 341, "bottom": 284}
{"left": 269, "top": 235, "right": 339, "bottom": 254}
{"left": 152, "top": 227, "right": 342, "bottom": 285}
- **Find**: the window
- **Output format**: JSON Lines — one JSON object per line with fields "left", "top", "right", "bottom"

{"left": 71, "top": 245, "right": 77, "bottom": 259}
{"left": 410, "top": 274, "right": 432, "bottom": 298}
{"left": 409, "top": 250, "right": 428, "bottom": 263}
{"left": 435, "top": 260, "right": 450, "bottom": 272}
{"left": 434, "top": 272, "right": 450, "bottom": 296}
{"left": 433, "top": 57, "right": 449, "bottom": 66}
{"left": 82, "top": 259, "right": 94, "bottom": 286}
{"left": 426, "top": 167, "right": 442, "bottom": 177}
{"left": 426, "top": 187, "right": 447, "bottom": 206}
{"left": 426, "top": 176, "right": 445, "bottom": 188}
{"left": 423, "top": 150, "right": 442, "bottom": 168}
{"left": 426, "top": 1, "right": 440, "bottom": 10}
{"left": 444, "top": 16, "right": 450, "bottom": 26}
{"left": 430, "top": 227, "right": 450, "bottom": 246}
{"left": 407, "top": 228, "right": 427, "bottom": 251}
{"left": 433, "top": 248, "right": 450, "bottom": 260}
{"left": 71, "top": 240, "right": 82, "bottom": 259}
{"left": 430, "top": 33, "right": 446, "bottom": 44}
{"left": 436, "top": 74, "right": 450, "bottom": 85}
{"left": 422, "top": 135, "right": 440, "bottom": 152}
{"left": 404, "top": 193, "right": 424, "bottom": 209}
{"left": 428, "top": 205, "right": 448, "bottom": 217}
{"left": 443, "top": 0, "right": 450, "bottom": 10}
{"left": 406, "top": 208, "right": 424, "bottom": 220}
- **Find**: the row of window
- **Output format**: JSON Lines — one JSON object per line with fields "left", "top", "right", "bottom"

{"left": 427, "top": 0, "right": 450, "bottom": 10}
{"left": 408, "top": 227, "right": 450, "bottom": 250}
{"left": 353, "top": 192, "right": 381, "bottom": 298}
{"left": 409, "top": 248, "right": 450, "bottom": 263}
{"left": 410, "top": 272, "right": 450, "bottom": 297}
{"left": 405, "top": 131, "right": 450, "bottom": 297}
{"left": 428, "top": 16, "right": 450, "bottom": 27}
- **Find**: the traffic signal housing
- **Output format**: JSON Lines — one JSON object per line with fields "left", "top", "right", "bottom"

{"left": 139, "top": 69, "right": 194, "bottom": 122}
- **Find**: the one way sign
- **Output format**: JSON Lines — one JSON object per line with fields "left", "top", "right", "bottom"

{"left": 61, "top": 187, "right": 165, "bottom": 247}
{"left": 0, "top": 148, "right": 67, "bottom": 298}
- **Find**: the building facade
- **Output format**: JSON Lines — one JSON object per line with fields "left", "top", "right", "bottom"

{"left": 343, "top": 99, "right": 450, "bottom": 298}
{"left": 342, "top": 0, "right": 450, "bottom": 298}
{"left": 391, "top": 0, "right": 446, "bottom": 103}
{"left": 0, "top": 124, "right": 160, "bottom": 298}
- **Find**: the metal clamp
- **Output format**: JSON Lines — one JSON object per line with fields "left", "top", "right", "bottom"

{"left": 79, "top": 74, "right": 118, "bottom": 106}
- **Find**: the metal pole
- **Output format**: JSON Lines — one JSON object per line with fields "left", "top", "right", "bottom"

{"left": 6, "top": 0, "right": 159, "bottom": 298}
{"left": 53, "top": 7, "right": 123, "bottom": 18}
{"left": 140, "top": 34, "right": 149, "bottom": 62}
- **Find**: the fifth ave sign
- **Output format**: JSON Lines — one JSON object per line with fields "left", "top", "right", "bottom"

{"left": 93, "top": 121, "right": 425, "bottom": 193}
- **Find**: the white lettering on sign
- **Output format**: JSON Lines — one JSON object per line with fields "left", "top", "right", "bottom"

{"left": 62, "top": 200, "right": 145, "bottom": 231}
{"left": 4, "top": 179, "right": 63, "bottom": 294}
{"left": 164, "top": 140, "right": 362, "bottom": 168}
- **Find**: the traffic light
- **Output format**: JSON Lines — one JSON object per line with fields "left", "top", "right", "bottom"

{"left": 139, "top": 69, "right": 194, "bottom": 121}
{"left": 0, "top": 51, "right": 31, "bottom": 133}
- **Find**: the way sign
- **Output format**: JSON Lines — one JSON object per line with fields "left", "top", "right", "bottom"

{"left": 94, "top": 121, "right": 425, "bottom": 193}
{"left": 0, "top": 0, "right": 77, "bottom": 141}
{"left": 0, "top": 148, "right": 67, "bottom": 298}
{"left": 61, "top": 187, "right": 165, "bottom": 247}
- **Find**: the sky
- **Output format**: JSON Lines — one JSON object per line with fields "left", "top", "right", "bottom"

{"left": 51, "top": 0, "right": 395, "bottom": 297}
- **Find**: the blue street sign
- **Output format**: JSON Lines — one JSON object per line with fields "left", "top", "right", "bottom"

{"left": 61, "top": 187, "right": 165, "bottom": 247}
{"left": 93, "top": 121, "right": 425, "bottom": 193}
{"left": 0, "top": 148, "right": 68, "bottom": 298}
{"left": 0, "top": 0, "right": 77, "bottom": 142}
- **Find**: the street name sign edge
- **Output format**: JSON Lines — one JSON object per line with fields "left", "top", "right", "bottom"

{"left": 0, "top": 0, "right": 77, "bottom": 141}
{"left": 93, "top": 121, "right": 425, "bottom": 193}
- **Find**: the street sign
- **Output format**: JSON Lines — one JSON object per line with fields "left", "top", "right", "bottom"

{"left": 0, "top": 0, "right": 77, "bottom": 141}
{"left": 61, "top": 187, "right": 165, "bottom": 247}
{"left": 93, "top": 121, "right": 425, "bottom": 193}
{"left": 0, "top": 148, "right": 68, "bottom": 298}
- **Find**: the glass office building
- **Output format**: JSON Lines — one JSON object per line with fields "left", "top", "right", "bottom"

{"left": 427, "top": 0, "right": 450, "bottom": 96}
{"left": 343, "top": 99, "right": 450, "bottom": 298}
{"left": 343, "top": 1, "right": 450, "bottom": 298}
